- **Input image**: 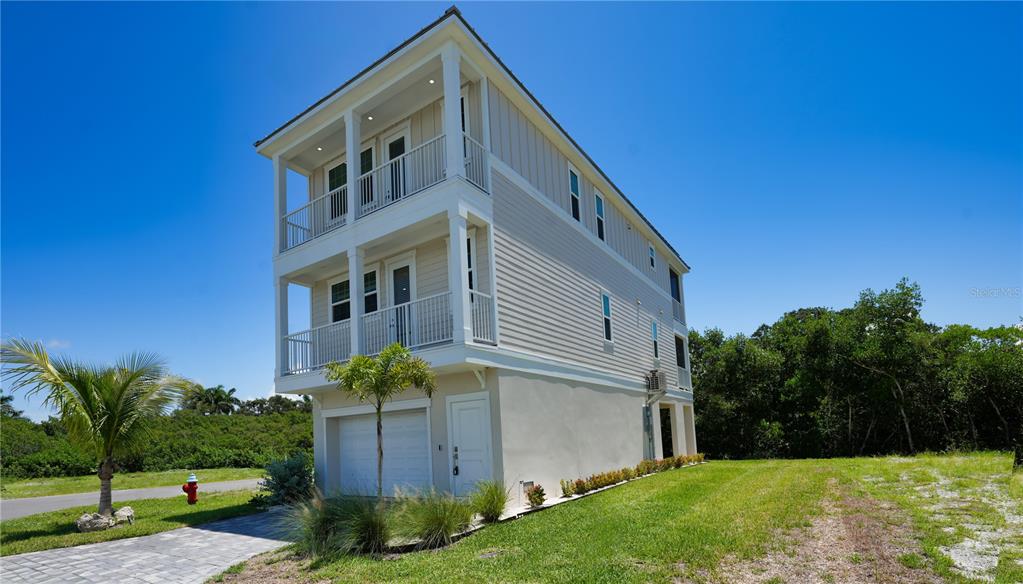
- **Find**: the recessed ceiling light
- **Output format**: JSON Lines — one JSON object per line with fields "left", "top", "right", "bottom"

{"left": 367, "top": 115, "right": 374, "bottom": 121}
{"left": 429, "top": 79, "right": 435, "bottom": 84}
{"left": 316, "top": 147, "right": 323, "bottom": 151}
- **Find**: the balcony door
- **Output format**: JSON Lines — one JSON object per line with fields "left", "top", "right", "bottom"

{"left": 386, "top": 254, "right": 416, "bottom": 348}
{"left": 383, "top": 128, "right": 410, "bottom": 204}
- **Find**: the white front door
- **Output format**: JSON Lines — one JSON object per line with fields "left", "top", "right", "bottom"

{"left": 339, "top": 410, "right": 430, "bottom": 496}
{"left": 447, "top": 392, "right": 493, "bottom": 497}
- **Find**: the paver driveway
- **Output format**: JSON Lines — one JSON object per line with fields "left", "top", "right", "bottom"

{"left": 0, "top": 509, "right": 290, "bottom": 584}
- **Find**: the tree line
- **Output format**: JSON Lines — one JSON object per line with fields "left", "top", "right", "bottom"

{"left": 690, "top": 279, "right": 1022, "bottom": 462}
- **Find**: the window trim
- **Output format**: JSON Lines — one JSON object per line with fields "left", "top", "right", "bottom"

{"left": 600, "top": 290, "right": 613, "bottom": 342}
{"left": 675, "top": 335, "right": 688, "bottom": 370}
{"left": 466, "top": 227, "right": 478, "bottom": 292}
{"left": 648, "top": 242, "right": 656, "bottom": 270}
{"left": 328, "top": 275, "right": 352, "bottom": 323}
{"left": 568, "top": 163, "right": 581, "bottom": 222}
{"left": 594, "top": 190, "right": 606, "bottom": 242}
{"left": 384, "top": 250, "right": 417, "bottom": 307}
{"left": 362, "top": 267, "right": 379, "bottom": 314}
{"left": 651, "top": 319, "right": 659, "bottom": 359}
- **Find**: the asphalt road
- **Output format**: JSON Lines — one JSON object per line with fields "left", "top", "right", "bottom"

{"left": 1, "top": 478, "right": 262, "bottom": 520}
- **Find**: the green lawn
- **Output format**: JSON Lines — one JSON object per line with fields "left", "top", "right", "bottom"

{"left": 1, "top": 468, "right": 264, "bottom": 499}
{"left": 292, "top": 453, "right": 1021, "bottom": 583}
{"left": 0, "top": 489, "right": 262, "bottom": 556}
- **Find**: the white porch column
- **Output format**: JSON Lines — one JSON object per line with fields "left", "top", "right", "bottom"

{"left": 670, "top": 404, "right": 686, "bottom": 457}
{"left": 273, "top": 154, "right": 287, "bottom": 254}
{"left": 348, "top": 247, "right": 364, "bottom": 355}
{"left": 345, "top": 110, "right": 360, "bottom": 221}
{"left": 275, "top": 276, "right": 289, "bottom": 377}
{"left": 480, "top": 76, "right": 492, "bottom": 152}
{"left": 441, "top": 42, "right": 465, "bottom": 180}
{"left": 650, "top": 403, "right": 664, "bottom": 460}
{"left": 447, "top": 210, "right": 472, "bottom": 344}
{"left": 683, "top": 405, "right": 698, "bottom": 455}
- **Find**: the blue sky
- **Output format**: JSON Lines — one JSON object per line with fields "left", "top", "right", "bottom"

{"left": 3, "top": 2, "right": 1020, "bottom": 420}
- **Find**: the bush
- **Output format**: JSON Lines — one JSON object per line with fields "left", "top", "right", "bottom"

{"left": 1, "top": 410, "right": 314, "bottom": 479}
{"left": 525, "top": 483, "right": 545, "bottom": 507}
{"left": 470, "top": 480, "right": 508, "bottom": 524}
{"left": 286, "top": 493, "right": 389, "bottom": 558}
{"left": 260, "top": 452, "right": 313, "bottom": 506}
{"left": 393, "top": 489, "right": 472, "bottom": 549}
{"left": 560, "top": 479, "right": 575, "bottom": 497}
{"left": 573, "top": 478, "right": 588, "bottom": 495}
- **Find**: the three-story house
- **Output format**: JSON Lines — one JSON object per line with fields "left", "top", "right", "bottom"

{"left": 256, "top": 7, "right": 696, "bottom": 503}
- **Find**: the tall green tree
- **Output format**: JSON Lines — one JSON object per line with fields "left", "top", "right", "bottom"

{"left": 324, "top": 343, "right": 436, "bottom": 497}
{"left": 1, "top": 339, "right": 188, "bottom": 515}
{"left": 182, "top": 384, "right": 241, "bottom": 415}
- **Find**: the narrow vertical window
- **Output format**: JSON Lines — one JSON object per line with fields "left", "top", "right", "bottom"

{"left": 648, "top": 243, "right": 656, "bottom": 269}
{"left": 569, "top": 167, "right": 581, "bottom": 221}
{"left": 594, "top": 192, "right": 606, "bottom": 241}
{"left": 363, "top": 271, "right": 378, "bottom": 313}
{"left": 330, "top": 280, "right": 351, "bottom": 322}
{"left": 675, "top": 336, "right": 687, "bottom": 369}
{"left": 601, "top": 292, "right": 613, "bottom": 341}
{"left": 651, "top": 321, "right": 659, "bottom": 359}
{"left": 466, "top": 235, "right": 475, "bottom": 291}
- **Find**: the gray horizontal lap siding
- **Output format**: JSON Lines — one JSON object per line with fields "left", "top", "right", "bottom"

{"left": 487, "top": 81, "right": 674, "bottom": 296}
{"left": 491, "top": 170, "right": 678, "bottom": 387}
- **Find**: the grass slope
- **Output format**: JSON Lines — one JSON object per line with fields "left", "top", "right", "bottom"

{"left": 0, "top": 489, "right": 261, "bottom": 556}
{"left": 1, "top": 468, "right": 264, "bottom": 499}
{"left": 313, "top": 460, "right": 831, "bottom": 582}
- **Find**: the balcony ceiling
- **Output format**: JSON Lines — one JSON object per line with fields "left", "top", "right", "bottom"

{"left": 289, "top": 56, "right": 473, "bottom": 173}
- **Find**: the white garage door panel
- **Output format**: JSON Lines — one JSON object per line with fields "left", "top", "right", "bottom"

{"left": 339, "top": 410, "right": 429, "bottom": 495}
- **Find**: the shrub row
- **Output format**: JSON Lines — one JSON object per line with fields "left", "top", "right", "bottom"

{"left": 1, "top": 410, "right": 313, "bottom": 479}
{"left": 560, "top": 453, "right": 705, "bottom": 496}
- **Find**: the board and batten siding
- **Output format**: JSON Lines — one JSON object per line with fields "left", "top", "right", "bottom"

{"left": 487, "top": 81, "right": 676, "bottom": 300}
{"left": 308, "top": 81, "right": 484, "bottom": 199}
{"left": 308, "top": 230, "right": 489, "bottom": 331}
{"left": 491, "top": 169, "right": 680, "bottom": 387}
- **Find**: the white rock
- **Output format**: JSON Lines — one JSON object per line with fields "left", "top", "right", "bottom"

{"left": 114, "top": 506, "right": 135, "bottom": 525}
{"left": 75, "top": 513, "right": 114, "bottom": 532}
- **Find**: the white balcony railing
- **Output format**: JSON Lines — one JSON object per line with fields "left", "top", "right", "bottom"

{"left": 469, "top": 290, "right": 495, "bottom": 344}
{"left": 282, "top": 185, "right": 347, "bottom": 251}
{"left": 283, "top": 320, "right": 352, "bottom": 375}
{"left": 678, "top": 366, "right": 692, "bottom": 390}
{"left": 672, "top": 299, "right": 686, "bottom": 325}
{"left": 357, "top": 135, "right": 446, "bottom": 218}
{"left": 463, "top": 133, "right": 488, "bottom": 193}
{"left": 362, "top": 292, "right": 453, "bottom": 355}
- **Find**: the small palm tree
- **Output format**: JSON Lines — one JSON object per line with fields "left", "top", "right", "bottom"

{"left": 325, "top": 343, "right": 436, "bottom": 497}
{"left": 1, "top": 339, "right": 189, "bottom": 516}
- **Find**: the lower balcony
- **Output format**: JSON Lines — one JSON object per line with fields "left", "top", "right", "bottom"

{"left": 281, "top": 290, "right": 495, "bottom": 376}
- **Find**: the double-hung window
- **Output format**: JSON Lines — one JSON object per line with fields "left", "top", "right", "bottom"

{"left": 330, "top": 280, "right": 351, "bottom": 322}
{"left": 568, "top": 166, "right": 581, "bottom": 221}
{"left": 363, "top": 271, "right": 378, "bottom": 313}
{"left": 648, "top": 243, "right": 656, "bottom": 269}
{"left": 600, "top": 292, "right": 613, "bottom": 342}
{"left": 651, "top": 320, "right": 659, "bottom": 359}
{"left": 594, "top": 191, "right": 606, "bottom": 241}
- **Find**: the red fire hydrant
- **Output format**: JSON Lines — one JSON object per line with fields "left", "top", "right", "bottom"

{"left": 182, "top": 473, "right": 198, "bottom": 505}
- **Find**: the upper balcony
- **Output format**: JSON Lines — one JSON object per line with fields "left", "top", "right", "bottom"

{"left": 271, "top": 43, "right": 490, "bottom": 258}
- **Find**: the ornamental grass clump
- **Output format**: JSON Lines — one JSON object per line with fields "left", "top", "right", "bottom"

{"left": 393, "top": 489, "right": 472, "bottom": 549}
{"left": 285, "top": 493, "right": 390, "bottom": 558}
{"left": 560, "top": 479, "right": 576, "bottom": 497}
{"left": 470, "top": 480, "right": 508, "bottom": 524}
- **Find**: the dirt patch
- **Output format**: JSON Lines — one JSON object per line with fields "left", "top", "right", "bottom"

{"left": 212, "top": 549, "right": 329, "bottom": 584}
{"left": 710, "top": 481, "right": 940, "bottom": 584}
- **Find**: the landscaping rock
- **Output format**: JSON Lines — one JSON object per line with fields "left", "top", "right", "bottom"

{"left": 114, "top": 506, "right": 135, "bottom": 525}
{"left": 75, "top": 513, "right": 114, "bottom": 532}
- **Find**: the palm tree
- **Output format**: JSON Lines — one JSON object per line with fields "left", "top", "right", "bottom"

{"left": 325, "top": 343, "right": 436, "bottom": 497}
{"left": 182, "top": 384, "right": 241, "bottom": 415}
{"left": 1, "top": 339, "right": 189, "bottom": 516}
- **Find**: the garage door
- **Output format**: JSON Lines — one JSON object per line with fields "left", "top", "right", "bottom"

{"left": 339, "top": 409, "right": 430, "bottom": 495}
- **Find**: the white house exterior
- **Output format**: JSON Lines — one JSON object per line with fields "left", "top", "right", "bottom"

{"left": 256, "top": 8, "right": 695, "bottom": 503}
